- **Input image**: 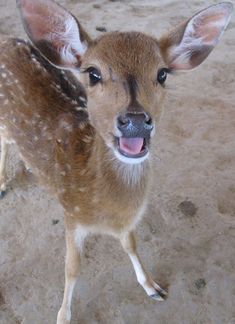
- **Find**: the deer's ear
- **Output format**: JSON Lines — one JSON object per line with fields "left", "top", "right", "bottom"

{"left": 17, "top": 0, "right": 91, "bottom": 69}
{"left": 159, "top": 2, "right": 233, "bottom": 70}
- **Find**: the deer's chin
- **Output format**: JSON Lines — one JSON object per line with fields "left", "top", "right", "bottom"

{"left": 111, "top": 137, "right": 150, "bottom": 165}
{"left": 113, "top": 149, "right": 149, "bottom": 165}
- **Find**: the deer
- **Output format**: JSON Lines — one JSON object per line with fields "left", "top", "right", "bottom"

{"left": 0, "top": 0, "right": 233, "bottom": 323}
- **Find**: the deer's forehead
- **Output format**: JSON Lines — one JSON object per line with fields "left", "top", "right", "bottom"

{"left": 85, "top": 32, "right": 161, "bottom": 74}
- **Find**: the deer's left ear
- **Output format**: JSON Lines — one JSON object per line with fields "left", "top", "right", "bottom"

{"left": 159, "top": 2, "right": 233, "bottom": 70}
{"left": 17, "top": 0, "right": 91, "bottom": 69}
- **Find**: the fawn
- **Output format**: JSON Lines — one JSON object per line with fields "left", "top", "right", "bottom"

{"left": 0, "top": 0, "right": 233, "bottom": 323}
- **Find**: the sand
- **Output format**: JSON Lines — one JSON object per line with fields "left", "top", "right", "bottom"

{"left": 0, "top": 0, "right": 235, "bottom": 323}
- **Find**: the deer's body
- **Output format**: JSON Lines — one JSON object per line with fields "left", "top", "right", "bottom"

{"left": 0, "top": 37, "right": 150, "bottom": 234}
{"left": 0, "top": 1, "right": 232, "bottom": 323}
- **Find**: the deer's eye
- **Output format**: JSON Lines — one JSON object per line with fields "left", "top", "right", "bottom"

{"left": 157, "top": 68, "right": 169, "bottom": 85}
{"left": 86, "top": 67, "right": 102, "bottom": 86}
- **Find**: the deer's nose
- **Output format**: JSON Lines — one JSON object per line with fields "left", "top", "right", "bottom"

{"left": 117, "top": 112, "right": 153, "bottom": 138}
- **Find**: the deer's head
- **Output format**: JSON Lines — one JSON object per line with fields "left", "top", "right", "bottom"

{"left": 17, "top": 0, "right": 233, "bottom": 164}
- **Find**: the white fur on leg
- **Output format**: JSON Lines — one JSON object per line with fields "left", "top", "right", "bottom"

{"left": 57, "top": 278, "right": 77, "bottom": 324}
{"left": 129, "top": 254, "right": 158, "bottom": 296}
{"left": 57, "top": 226, "right": 87, "bottom": 324}
{"left": 0, "top": 137, "right": 8, "bottom": 192}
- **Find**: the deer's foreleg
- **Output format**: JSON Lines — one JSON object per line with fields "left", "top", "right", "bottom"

{"left": 120, "top": 231, "right": 167, "bottom": 301}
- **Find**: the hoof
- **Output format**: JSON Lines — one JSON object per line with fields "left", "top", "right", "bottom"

{"left": 149, "top": 285, "right": 167, "bottom": 301}
{"left": 150, "top": 293, "right": 165, "bottom": 301}
{"left": 158, "top": 287, "right": 168, "bottom": 297}
{"left": 57, "top": 308, "right": 71, "bottom": 324}
{"left": 0, "top": 190, "right": 6, "bottom": 199}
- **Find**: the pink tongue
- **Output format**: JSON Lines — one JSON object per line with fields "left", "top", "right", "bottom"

{"left": 119, "top": 137, "right": 144, "bottom": 155}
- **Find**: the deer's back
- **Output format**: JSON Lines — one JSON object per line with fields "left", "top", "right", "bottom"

{"left": 0, "top": 38, "right": 94, "bottom": 197}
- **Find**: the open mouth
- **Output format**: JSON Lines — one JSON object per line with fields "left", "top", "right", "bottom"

{"left": 115, "top": 137, "right": 149, "bottom": 158}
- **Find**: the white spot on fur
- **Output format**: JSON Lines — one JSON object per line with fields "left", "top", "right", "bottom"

{"left": 80, "top": 169, "right": 86, "bottom": 176}
{"left": 75, "top": 107, "right": 84, "bottom": 112}
{"left": 83, "top": 135, "right": 92, "bottom": 144}
{"left": 74, "top": 206, "right": 80, "bottom": 212}
{"left": 79, "top": 122, "right": 87, "bottom": 131}
{"left": 78, "top": 187, "right": 86, "bottom": 192}
{"left": 78, "top": 96, "right": 86, "bottom": 103}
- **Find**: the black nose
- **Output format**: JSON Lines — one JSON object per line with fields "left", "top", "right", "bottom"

{"left": 117, "top": 112, "right": 153, "bottom": 138}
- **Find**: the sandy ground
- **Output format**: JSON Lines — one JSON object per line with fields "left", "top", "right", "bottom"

{"left": 0, "top": 0, "right": 235, "bottom": 323}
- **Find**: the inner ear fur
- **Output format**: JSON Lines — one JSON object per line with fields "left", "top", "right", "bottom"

{"left": 17, "top": 0, "right": 91, "bottom": 68}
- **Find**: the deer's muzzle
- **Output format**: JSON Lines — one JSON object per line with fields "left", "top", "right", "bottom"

{"left": 114, "top": 112, "right": 154, "bottom": 160}
{"left": 117, "top": 112, "right": 153, "bottom": 138}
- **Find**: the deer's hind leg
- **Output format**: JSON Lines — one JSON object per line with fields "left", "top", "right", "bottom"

{"left": 0, "top": 136, "right": 9, "bottom": 198}
{"left": 57, "top": 222, "right": 87, "bottom": 324}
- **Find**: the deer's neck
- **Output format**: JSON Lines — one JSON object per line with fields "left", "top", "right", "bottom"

{"left": 89, "top": 133, "right": 152, "bottom": 200}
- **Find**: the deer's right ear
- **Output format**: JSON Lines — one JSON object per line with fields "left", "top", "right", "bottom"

{"left": 17, "top": 0, "right": 91, "bottom": 69}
